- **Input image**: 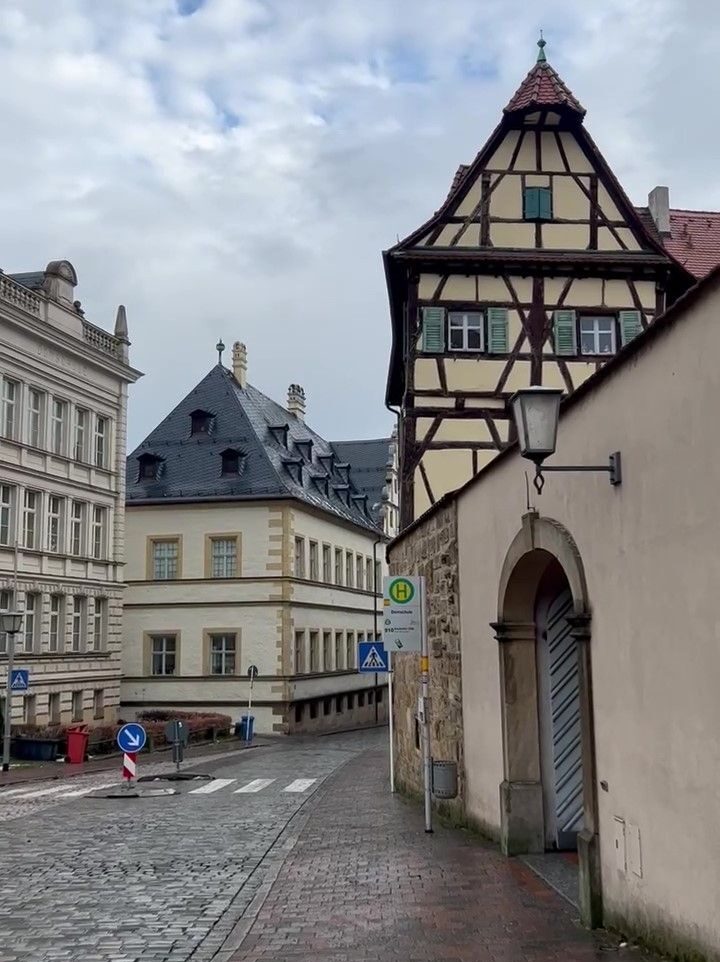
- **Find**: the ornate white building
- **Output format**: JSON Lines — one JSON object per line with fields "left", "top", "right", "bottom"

{"left": 0, "top": 260, "right": 141, "bottom": 729}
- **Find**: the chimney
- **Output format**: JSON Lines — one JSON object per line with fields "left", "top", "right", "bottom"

{"left": 287, "top": 384, "right": 306, "bottom": 421}
{"left": 648, "top": 186, "right": 670, "bottom": 236}
{"left": 232, "top": 341, "right": 247, "bottom": 388}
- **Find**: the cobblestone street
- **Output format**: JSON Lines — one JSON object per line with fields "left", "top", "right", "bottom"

{"left": 0, "top": 729, "right": 664, "bottom": 962}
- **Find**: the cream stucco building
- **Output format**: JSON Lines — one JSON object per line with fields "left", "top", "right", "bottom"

{"left": 0, "top": 260, "right": 141, "bottom": 729}
{"left": 122, "top": 343, "right": 389, "bottom": 734}
{"left": 388, "top": 263, "right": 720, "bottom": 958}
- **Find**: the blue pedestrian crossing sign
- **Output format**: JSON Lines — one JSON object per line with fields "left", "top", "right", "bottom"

{"left": 357, "top": 642, "right": 389, "bottom": 673}
{"left": 10, "top": 669, "right": 29, "bottom": 691}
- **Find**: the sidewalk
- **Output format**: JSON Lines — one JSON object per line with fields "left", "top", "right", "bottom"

{"left": 230, "top": 745, "right": 661, "bottom": 962}
{"left": 0, "top": 734, "right": 276, "bottom": 787}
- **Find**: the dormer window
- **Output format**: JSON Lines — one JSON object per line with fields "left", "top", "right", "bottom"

{"left": 295, "top": 439, "right": 313, "bottom": 463}
{"left": 137, "top": 453, "right": 163, "bottom": 481}
{"left": 318, "top": 453, "right": 334, "bottom": 474}
{"left": 269, "top": 424, "right": 289, "bottom": 447}
{"left": 221, "top": 448, "right": 245, "bottom": 476}
{"left": 190, "top": 409, "right": 214, "bottom": 436}
{"left": 351, "top": 494, "right": 369, "bottom": 515}
{"left": 312, "top": 476, "right": 330, "bottom": 497}
{"left": 335, "top": 462, "right": 350, "bottom": 483}
{"left": 333, "top": 484, "right": 350, "bottom": 506}
{"left": 282, "top": 458, "right": 303, "bottom": 483}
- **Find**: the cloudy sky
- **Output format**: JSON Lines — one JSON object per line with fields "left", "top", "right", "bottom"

{"left": 0, "top": 0, "right": 714, "bottom": 446}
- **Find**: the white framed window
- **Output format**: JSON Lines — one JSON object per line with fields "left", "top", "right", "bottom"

{"left": 580, "top": 316, "right": 616, "bottom": 356}
{"left": 23, "top": 490, "right": 39, "bottom": 549}
{"left": 346, "top": 631, "right": 355, "bottom": 670}
{"left": 449, "top": 311, "right": 483, "bottom": 352}
{"left": 309, "top": 541, "right": 319, "bottom": 581}
{"left": 355, "top": 555, "right": 364, "bottom": 591}
{"left": 375, "top": 561, "right": 382, "bottom": 594}
{"left": 91, "top": 506, "right": 107, "bottom": 560}
{"left": 323, "top": 630, "right": 332, "bottom": 671}
{"left": 210, "top": 633, "right": 236, "bottom": 675}
{"left": 74, "top": 408, "right": 88, "bottom": 462}
{"left": 95, "top": 416, "right": 109, "bottom": 468}
{"left": 151, "top": 634, "right": 177, "bottom": 675}
{"left": 47, "top": 495, "right": 65, "bottom": 553}
{"left": 93, "top": 689, "right": 104, "bottom": 720}
{"left": 23, "top": 593, "right": 39, "bottom": 652}
{"left": 294, "top": 630, "right": 305, "bottom": 674}
{"left": 49, "top": 692, "right": 61, "bottom": 723}
{"left": 51, "top": 398, "right": 67, "bottom": 455}
{"left": 345, "top": 551, "right": 354, "bottom": 588}
{"left": 294, "top": 537, "right": 305, "bottom": 578}
{"left": 152, "top": 540, "right": 179, "bottom": 579}
{"left": 70, "top": 501, "right": 86, "bottom": 556}
{"left": 49, "top": 595, "right": 64, "bottom": 652}
{"left": 366, "top": 557, "right": 373, "bottom": 592}
{"left": 309, "top": 631, "right": 319, "bottom": 672}
{"left": 71, "top": 595, "right": 86, "bottom": 652}
{"left": 71, "top": 690, "right": 83, "bottom": 722}
{"left": 28, "top": 388, "right": 44, "bottom": 448}
{"left": 334, "top": 548, "right": 343, "bottom": 586}
{"left": 0, "top": 590, "right": 15, "bottom": 654}
{"left": 0, "top": 484, "right": 15, "bottom": 546}
{"left": 211, "top": 537, "right": 237, "bottom": 578}
{"left": 322, "top": 544, "right": 332, "bottom": 582}
{"left": 93, "top": 597, "right": 107, "bottom": 650}
{"left": 23, "top": 694, "right": 36, "bottom": 725}
{"left": 1, "top": 377, "right": 18, "bottom": 439}
{"left": 335, "top": 631, "right": 344, "bottom": 671}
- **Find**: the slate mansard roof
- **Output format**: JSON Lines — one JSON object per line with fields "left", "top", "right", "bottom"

{"left": 126, "top": 364, "right": 382, "bottom": 533}
{"left": 330, "top": 438, "right": 394, "bottom": 524}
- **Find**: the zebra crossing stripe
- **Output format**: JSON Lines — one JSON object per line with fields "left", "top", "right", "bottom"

{"left": 189, "top": 778, "right": 236, "bottom": 795}
{"left": 10, "top": 784, "right": 74, "bottom": 800}
{"left": 283, "top": 778, "right": 317, "bottom": 793}
{"left": 234, "top": 778, "right": 275, "bottom": 794}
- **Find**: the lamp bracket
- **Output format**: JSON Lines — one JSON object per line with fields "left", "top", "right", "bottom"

{"left": 534, "top": 452, "right": 622, "bottom": 494}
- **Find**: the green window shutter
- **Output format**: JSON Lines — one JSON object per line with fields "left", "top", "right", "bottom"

{"left": 523, "top": 187, "right": 539, "bottom": 219}
{"left": 538, "top": 187, "right": 552, "bottom": 220}
{"left": 553, "top": 310, "right": 577, "bottom": 356}
{"left": 421, "top": 306, "right": 445, "bottom": 353}
{"left": 619, "top": 310, "right": 643, "bottom": 346}
{"left": 487, "top": 307, "right": 509, "bottom": 354}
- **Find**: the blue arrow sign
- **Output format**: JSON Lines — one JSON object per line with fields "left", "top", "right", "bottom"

{"left": 357, "top": 642, "right": 389, "bottom": 673}
{"left": 117, "top": 723, "right": 147, "bottom": 753}
{"left": 10, "top": 669, "right": 29, "bottom": 691}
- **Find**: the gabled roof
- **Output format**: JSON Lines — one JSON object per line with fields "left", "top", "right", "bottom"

{"left": 636, "top": 207, "right": 720, "bottom": 279}
{"left": 503, "top": 61, "right": 585, "bottom": 117}
{"left": 331, "top": 438, "right": 394, "bottom": 525}
{"left": 126, "top": 364, "right": 381, "bottom": 533}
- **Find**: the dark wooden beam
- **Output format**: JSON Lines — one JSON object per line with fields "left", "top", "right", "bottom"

{"left": 409, "top": 407, "right": 512, "bottom": 419}
{"left": 418, "top": 460, "right": 435, "bottom": 504}
{"left": 424, "top": 441, "right": 499, "bottom": 450}
{"left": 589, "top": 176, "right": 598, "bottom": 250}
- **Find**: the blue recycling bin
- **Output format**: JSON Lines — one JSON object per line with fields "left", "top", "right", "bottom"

{"left": 238, "top": 714, "right": 255, "bottom": 742}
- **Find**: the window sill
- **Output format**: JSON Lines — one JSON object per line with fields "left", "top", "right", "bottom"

{"left": 0, "top": 650, "right": 111, "bottom": 660}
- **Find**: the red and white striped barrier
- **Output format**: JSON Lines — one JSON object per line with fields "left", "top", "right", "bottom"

{"left": 122, "top": 752, "right": 137, "bottom": 782}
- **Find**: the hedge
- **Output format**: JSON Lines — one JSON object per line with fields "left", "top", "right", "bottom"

{"left": 11, "top": 710, "right": 233, "bottom": 757}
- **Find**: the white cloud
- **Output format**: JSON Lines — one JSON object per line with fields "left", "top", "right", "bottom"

{"left": 0, "top": 0, "right": 710, "bottom": 446}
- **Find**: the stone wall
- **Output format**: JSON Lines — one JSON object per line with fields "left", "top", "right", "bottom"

{"left": 387, "top": 501, "right": 465, "bottom": 819}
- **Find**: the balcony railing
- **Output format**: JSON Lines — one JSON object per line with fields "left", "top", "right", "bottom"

{"left": 82, "top": 320, "right": 123, "bottom": 360}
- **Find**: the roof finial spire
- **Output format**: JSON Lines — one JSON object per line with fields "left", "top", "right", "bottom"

{"left": 537, "top": 30, "right": 547, "bottom": 63}
{"left": 216, "top": 338, "right": 225, "bottom": 366}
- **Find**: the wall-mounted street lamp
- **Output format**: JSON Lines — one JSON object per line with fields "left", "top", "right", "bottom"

{"left": 510, "top": 386, "right": 622, "bottom": 494}
{"left": 1, "top": 609, "right": 24, "bottom": 774}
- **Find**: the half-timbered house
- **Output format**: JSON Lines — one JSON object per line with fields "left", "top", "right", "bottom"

{"left": 384, "top": 38, "right": 708, "bottom": 527}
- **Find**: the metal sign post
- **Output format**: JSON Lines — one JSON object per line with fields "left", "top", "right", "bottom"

{"left": 388, "top": 651, "right": 395, "bottom": 793}
{"left": 419, "top": 577, "right": 432, "bottom": 833}
{"left": 117, "top": 724, "right": 147, "bottom": 791}
{"left": 246, "top": 665, "right": 258, "bottom": 744}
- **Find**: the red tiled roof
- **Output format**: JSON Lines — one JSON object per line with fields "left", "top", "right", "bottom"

{"left": 663, "top": 210, "right": 720, "bottom": 278}
{"left": 504, "top": 62, "right": 585, "bottom": 116}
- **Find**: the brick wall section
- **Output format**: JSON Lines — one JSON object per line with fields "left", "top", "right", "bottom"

{"left": 387, "top": 501, "right": 465, "bottom": 819}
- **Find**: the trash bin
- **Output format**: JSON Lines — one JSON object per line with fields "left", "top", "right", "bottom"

{"left": 432, "top": 760, "right": 458, "bottom": 799}
{"left": 238, "top": 715, "right": 255, "bottom": 742}
{"left": 66, "top": 725, "right": 89, "bottom": 765}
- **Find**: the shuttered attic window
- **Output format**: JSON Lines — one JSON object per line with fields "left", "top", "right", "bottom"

{"left": 523, "top": 186, "right": 553, "bottom": 221}
{"left": 221, "top": 448, "right": 246, "bottom": 476}
{"left": 190, "top": 409, "right": 214, "bottom": 436}
{"left": 137, "top": 453, "right": 164, "bottom": 481}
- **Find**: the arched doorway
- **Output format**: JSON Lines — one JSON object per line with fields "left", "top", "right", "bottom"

{"left": 492, "top": 512, "right": 601, "bottom": 928}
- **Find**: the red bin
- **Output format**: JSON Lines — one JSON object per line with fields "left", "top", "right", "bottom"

{"left": 66, "top": 725, "right": 89, "bottom": 765}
